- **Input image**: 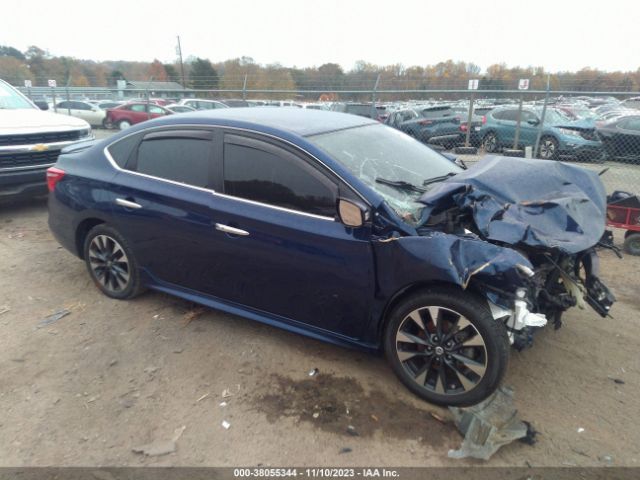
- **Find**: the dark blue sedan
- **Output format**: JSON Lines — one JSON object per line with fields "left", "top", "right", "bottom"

{"left": 47, "top": 108, "right": 614, "bottom": 406}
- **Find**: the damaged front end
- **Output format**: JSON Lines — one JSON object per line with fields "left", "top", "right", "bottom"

{"left": 412, "top": 156, "right": 616, "bottom": 349}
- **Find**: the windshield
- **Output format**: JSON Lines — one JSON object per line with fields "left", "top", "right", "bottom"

{"left": 0, "top": 81, "right": 36, "bottom": 110}
{"left": 308, "top": 123, "right": 461, "bottom": 223}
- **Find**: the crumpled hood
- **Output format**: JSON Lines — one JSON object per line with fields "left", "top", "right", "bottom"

{"left": 417, "top": 156, "right": 607, "bottom": 254}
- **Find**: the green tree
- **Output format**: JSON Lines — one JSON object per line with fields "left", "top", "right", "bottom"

{"left": 164, "top": 64, "right": 180, "bottom": 83}
{"left": 0, "top": 45, "right": 25, "bottom": 60}
{"left": 189, "top": 58, "right": 219, "bottom": 90}
{"left": 110, "top": 70, "right": 125, "bottom": 86}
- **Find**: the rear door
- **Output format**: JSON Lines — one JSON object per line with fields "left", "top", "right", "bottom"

{"left": 108, "top": 128, "right": 223, "bottom": 290}
{"left": 202, "top": 132, "right": 375, "bottom": 339}
{"left": 494, "top": 109, "right": 518, "bottom": 145}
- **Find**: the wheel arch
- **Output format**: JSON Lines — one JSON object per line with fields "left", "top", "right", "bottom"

{"left": 75, "top": 218, "right": 106, "bottom": 259}
{"left": 376, "top": 280, "right": 467, "bottom": 345}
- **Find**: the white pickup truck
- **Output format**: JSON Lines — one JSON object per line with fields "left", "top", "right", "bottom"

{"left": 0, "top": 79, "right": 93, "bottom": 198}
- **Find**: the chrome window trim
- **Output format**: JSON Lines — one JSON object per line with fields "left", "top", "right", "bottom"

{"left": 103, "top": 123, "right": 371, "bottom": 221}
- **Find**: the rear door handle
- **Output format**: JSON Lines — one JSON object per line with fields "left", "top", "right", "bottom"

{"left": 115, "top": 198, "right": 142, "bottom": 209}
{"left": 215, "top": 223, "right": 249, "bottom": 236}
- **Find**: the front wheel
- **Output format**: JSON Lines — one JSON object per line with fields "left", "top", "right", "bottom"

{"left": 482, "top": 132, "right": 500, "bottom": 153}
{"left": 384, "top": 287, "right": 510, "bottom": 407}
{"left": 118, "top": 120, "right": 132, "bottom": 130}
{"left": 538, "top": 136, "right": 559, "bottom": 160}
{"left": 83, "top": 224, "right": 144, "bottom": 300}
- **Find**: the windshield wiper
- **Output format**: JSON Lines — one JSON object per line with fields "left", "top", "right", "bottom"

{"left": 422, "top": 172, "right": 457, "bottom": 186}
{"left": 375, "top": 177, "right": 426, "bottom": 193}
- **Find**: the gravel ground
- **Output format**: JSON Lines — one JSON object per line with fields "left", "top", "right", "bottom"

{"left": 0, "top": 196, "right": 638, "bottom": 468}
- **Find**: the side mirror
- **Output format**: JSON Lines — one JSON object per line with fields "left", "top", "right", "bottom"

{"left": 337, "top": 198, "right": 368, "bottom": 228}
{"left": 34, "top": 101, "right": 49, "bottom": 111}
{"left": 527, "top": 118, "right": 540, "bottom": 126}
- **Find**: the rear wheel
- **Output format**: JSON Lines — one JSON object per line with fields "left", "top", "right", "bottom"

{"left": 624, "top": 232, "right": 640, "bottom": 256}
{"left": 384, "top": 287, "right": 509, "bottom": 406}
{"left": 482, "top": 132, "right": 499, "bottom": 153}
{"left": 83, "top": 225, "right": 144, "bottom": 300}
{"left": 118, "top": 120, "right": 131, "bottom": 130}
{"left": 539, "top": 136, "right": 559, "bottom": 160}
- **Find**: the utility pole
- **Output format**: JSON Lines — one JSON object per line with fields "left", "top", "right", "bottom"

{"left": 176, "top": 35, "right": 186, "bottom": 88}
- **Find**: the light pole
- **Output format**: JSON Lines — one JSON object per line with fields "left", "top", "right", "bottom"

{"left": 176, "top": 35, "right": 186, "bottom": 87}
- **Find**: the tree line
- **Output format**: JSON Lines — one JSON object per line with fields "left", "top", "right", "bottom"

{"left": 1, "top": 45, "right": 639, "bottom": 100}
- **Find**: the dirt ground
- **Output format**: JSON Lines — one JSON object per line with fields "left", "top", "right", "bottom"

{"left": 0, "top": 194, "right": 638, "bottom": 469}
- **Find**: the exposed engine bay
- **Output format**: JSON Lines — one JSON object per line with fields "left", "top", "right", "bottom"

{"left": 414, "top": 156, "right": 617, "bottom": 349}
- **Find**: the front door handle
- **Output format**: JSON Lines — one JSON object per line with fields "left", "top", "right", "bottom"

{"left": 215, "top": 223, "right": 249, "bottom": 236}
{"left": 115, "top": 198, "right": 142, "bottom": 209}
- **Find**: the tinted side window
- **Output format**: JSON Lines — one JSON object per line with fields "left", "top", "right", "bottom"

{"left": 135, "top": 138, "right": 212, "bottom": 188}
{"left": 224, "top": 141, "right": 337, "bottom": 217}
{"left": 130, "top": 104, "right": 146, "bottom": 112}
{"left": 107, "top": 133, "right": 142, "bottom": 168}
{"left": 57, "top": 101, "right": 69, "bottom": 109}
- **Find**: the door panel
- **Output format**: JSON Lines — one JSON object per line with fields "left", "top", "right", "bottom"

{"left": 201, "top": 132, "right": 376, "bottom": 339}
{"left": 204, "top": 193, "right": 375, "bottom": 339}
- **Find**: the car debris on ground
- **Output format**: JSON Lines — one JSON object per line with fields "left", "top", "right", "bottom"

{"left": 448, "top": 387, "right": 535, "bottom": 460}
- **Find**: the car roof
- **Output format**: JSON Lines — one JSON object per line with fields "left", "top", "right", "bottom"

{"left": 150, "top": 107, "right": 377, "bottom": 137}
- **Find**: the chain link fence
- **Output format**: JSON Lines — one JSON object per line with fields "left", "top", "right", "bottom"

{"left": 9, "top": 75, "right": 640, "bottom": 195}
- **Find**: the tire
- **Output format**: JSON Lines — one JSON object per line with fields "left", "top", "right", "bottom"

{"left": 623, "top": 232, "right": 640, "bottom": 256}
{"left": 539, "top": 136, "right": 559, "bottom": 160}
{"left": 118, "top": 120, "right": 131, "bottom": 130}
{"left": 384, "top": 287, "right": 510, "bottom": 407}
{"left": 482, "top": 131, "right": 499, "bottom": 153}
{"left": 83, "top": 224, "right": 145, "bottom": 300}
{"left": 101, "top": 118, "right": 111, "bottom": 129}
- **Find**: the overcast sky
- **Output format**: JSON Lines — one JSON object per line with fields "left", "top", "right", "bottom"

{"left": 2, "top": 0, "right": 638, "bottom": 72}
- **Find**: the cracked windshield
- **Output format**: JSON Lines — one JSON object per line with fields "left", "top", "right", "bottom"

{"left": 310, "top": 123, "right": 461, "bottom": 223}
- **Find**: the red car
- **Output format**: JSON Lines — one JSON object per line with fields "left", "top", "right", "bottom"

{"left": 106, "top": 102, "right": 171, "bottom": 130}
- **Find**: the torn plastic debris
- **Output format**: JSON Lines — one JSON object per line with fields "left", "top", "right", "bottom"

{"left": 418, "top": 156, "right": 607, "bottom": 254}
{"left": 448, "top": 386, "right": 534, "bottom": 460}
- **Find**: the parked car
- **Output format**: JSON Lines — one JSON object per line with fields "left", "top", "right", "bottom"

{"left": 332, "top": 103, "right": 388, "bottom": 121}
{"left": 177, "top": 99, "right": 230, "bottom": 110}
{"left": 385, "top": 106, "right": 462, "bottom": 148}
{"left": 96, "top": 101, "right": 124, "bottom": 110}
{"left": 450, "top": 106, "right": 485, "bottom": 146}
{"left": 0, "top": 79, "right": 92, "bottom": 199}
{"left": 105, "top": 102, "right": 171, "bottom": 129}
{"left": 47, "top": 109, "right": 614, "bottom": 406}
{"left": 221, "top": 99, "right": 250, "bottom": 108}
{"left": 165, "top": 104, "right": 197, "bottom": 114}
{"left": 554, "top": 104, "right": 597, "bottom": 121}
{"left": 479, "top": 106, "right": 604, "bottom": 160}
{"left": 621, "top": 97, "right": 640, "bottom": 110}
{"left": 54, "top": 100, "right": 107, "bottom": 128}
{"left": 597, "top": 115, "right": 640, "bottom": 160}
